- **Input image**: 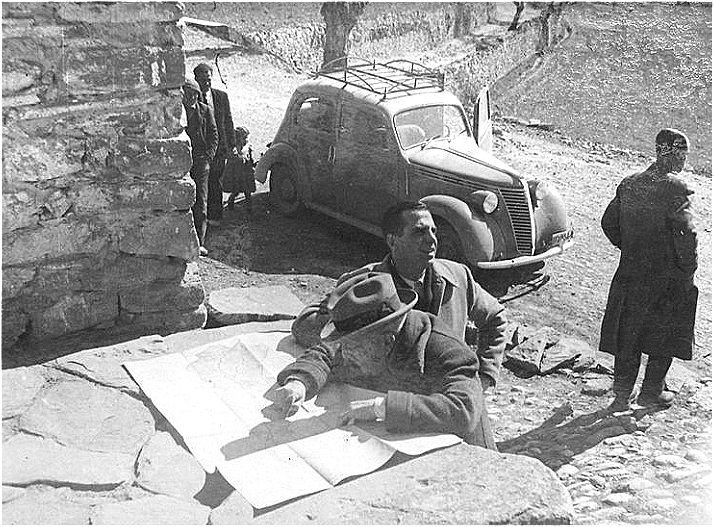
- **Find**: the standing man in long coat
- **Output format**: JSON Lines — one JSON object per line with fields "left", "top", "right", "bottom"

{"left": 193, "top": 62, "right": 237, "bottom": 226}
{"left": 600, "top": 128, "right": 698, "bottom": 410}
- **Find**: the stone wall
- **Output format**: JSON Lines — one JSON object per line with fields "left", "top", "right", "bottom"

{"left": 258, "top": 2, "right": 495, "bottom": 72}
{"left": 2, "top": 2, "right": 206, "bottom": 350}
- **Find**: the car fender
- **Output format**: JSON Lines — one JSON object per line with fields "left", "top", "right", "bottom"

{"left": 421, "top": 194, "right": 497, "bottom": 265}
{"left": 254, "top": 143, "right": 303, "bottom": 185}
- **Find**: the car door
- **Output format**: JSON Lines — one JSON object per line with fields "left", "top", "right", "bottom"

{"left": 473, "top": 86, "right": 493, "bottom": 153}
{"left": 290, "top": 94, "right": 338, "bottom": 205}
{"left": 334, "top": 103, "right": 403, "bottom": 225}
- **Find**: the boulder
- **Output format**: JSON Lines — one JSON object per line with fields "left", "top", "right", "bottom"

{"left": 255, "top": 443, "right": 574, "bottom": 525}
{"left": 119, "top": 262, "right": 205, "bottom": 314}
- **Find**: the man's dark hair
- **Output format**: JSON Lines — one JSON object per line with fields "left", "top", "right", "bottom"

{"left": 193, "top": 63, "right": 213, "bottom": 76}
{"left": 381, "top": 201, "right": 430, "bottom": 238}
{"left": 655, "top": 128, "right": 689, "bottom": 149}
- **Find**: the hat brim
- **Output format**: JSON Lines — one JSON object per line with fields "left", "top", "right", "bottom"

{"left": 320, "top": 288, "right": 418, "bottom": 342}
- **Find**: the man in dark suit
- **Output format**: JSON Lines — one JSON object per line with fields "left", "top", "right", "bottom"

{"left": 182, "top": 78, "right": 218, "bottom": 257}
{"left": 600, "top": 128, "right": 698, "bottom": 411}
{"left": 193, "top": 62, "right": 237, "bottom": 226}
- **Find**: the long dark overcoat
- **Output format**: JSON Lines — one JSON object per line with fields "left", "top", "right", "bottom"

{"left": 599, "top": 164, "right": 698, "bottom": 360}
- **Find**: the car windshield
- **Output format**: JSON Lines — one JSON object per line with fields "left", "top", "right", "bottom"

{"left": 394, "top": 105, "right": 469, "bottom": 149}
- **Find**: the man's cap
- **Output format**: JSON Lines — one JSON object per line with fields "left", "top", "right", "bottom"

{"left": 193, "top": 62, "right": 213, "bottom": 75}
{"left": 322, "top": 273, "right": 416, "bottom": 339}
{"left": 182, "top": 78, "right": 201, "bottom": 93}
{"left": 235, "top": 126, "right": 250, "bottom": 138}
{"left": 656, "top": 128, "right": 690, "bottom": 150}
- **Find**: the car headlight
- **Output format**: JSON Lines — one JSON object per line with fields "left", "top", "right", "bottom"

{"left": 528, "top": 179, "right": 551, "bottom": 207}
{"left": 470, "top": 190, "right": 499, "bottom": 214}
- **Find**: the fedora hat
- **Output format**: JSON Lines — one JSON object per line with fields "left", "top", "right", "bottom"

{"left": 321, "top": 273, "right": 417, "bottom": 341}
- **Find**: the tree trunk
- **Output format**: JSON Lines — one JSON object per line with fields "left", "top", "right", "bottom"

{"left": 321, "top": 2, "right": 367, "bottom": 70}
{"left": 509, "top": 2, "right": 526, "bottom": 31}
{"left": 453, "top": 3, "right": 473, "bottom": 37}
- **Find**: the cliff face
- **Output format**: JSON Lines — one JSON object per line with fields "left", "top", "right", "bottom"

{"left": 2, "top": 2, "right": 207, "bottom": 349}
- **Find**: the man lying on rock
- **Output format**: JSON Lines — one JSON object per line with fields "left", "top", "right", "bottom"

{"left": 274, "top": 273, "right": 497, "bottom": 449}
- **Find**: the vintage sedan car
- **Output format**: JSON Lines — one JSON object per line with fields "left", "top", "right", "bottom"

{"left": 256, "top": 58, "right": 573, "bottom": 271}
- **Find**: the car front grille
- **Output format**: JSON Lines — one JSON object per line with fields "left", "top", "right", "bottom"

{"left": 499, "top": 186, "right": 533, "bottom": 256}
{"left": 412, "top": 166, "right": 534, "bottom": 257}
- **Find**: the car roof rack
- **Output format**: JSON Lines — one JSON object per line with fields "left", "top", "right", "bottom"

{"left": 314, "top": 57, "right": 444, "bottom": 99}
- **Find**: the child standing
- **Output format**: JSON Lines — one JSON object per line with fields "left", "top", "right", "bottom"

{"left": 224, "top": 126, "right": 256, "bottom": 212}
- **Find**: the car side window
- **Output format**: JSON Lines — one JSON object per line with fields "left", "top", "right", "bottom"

{"left": 296, "top": 96, "right": 335, "bottom": 133}
{"left": 341, "top": 107, "right": 390, "bottom": 148}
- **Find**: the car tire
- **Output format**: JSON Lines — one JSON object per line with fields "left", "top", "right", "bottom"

{"left": 269, "top": 162, "right": 303, "bottom": 216}
{"left": 435, "top": 218, "right": 465, "bottom": 263}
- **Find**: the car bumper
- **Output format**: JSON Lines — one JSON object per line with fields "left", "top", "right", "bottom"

{"left": 475, "top": 230, "right": 574, "bottom": 270}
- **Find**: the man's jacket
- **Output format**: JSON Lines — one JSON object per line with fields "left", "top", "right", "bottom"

{"left": 292, "top": 256, "right": 507, "bottom": 386}
{"left": 279, "top": 310, "right": 496, "bottom": 449}
{"left": 185, "top": 101, "right": 218, "bottom": 160}
{"left": 208, "top": 88, "right": 236, "bottom": 157}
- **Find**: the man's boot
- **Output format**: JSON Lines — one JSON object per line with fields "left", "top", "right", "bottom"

{"left": 636, "top": 355, "right": 675, "bottom": 408}
{"left": 609, "top": 351, "right": 639, "bottom": 412}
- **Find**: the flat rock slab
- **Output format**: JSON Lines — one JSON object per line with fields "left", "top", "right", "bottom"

{"left": 18, "top": 378, "right": 154, "bottom": 456}
{"left": 2, "top": 434, "right": 134, "bottom": 487}
{"left": 1, "top": 487, "right": 91, "bottom": 525}
{"left": 90, "top": 494, "right": 210, "bottom": 525}
{"left": 136, "top": 431, "right": 206, "bottom": 500}
{"left": 50, "top": 334, "right": 168, "bottom": 395}
{"left": 254, "top": 443, "right": 574, "bottom": 525}
{"left": 206, "top": 285, "right": 305, "bottom": 327}
{"left": 2, "top": 365, "right": 47, "bottom": 418}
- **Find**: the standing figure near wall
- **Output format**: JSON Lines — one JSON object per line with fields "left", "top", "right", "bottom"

{"left": 182, "top": 78, "right": 218, "bottom": 257}
{"left": 193, "top": 62, "right": 237, "bottom": 227}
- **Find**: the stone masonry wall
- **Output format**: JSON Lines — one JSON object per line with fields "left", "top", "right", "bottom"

{"left": 2, "top": 2, "right": 206, "bottom": 350}
{"left": 246, "top": 2, "right": 495, "bottom": 72}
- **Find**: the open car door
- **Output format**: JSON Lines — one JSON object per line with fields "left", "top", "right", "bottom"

{"left": 473, "top": 86, "right": 493, "bottom": 153}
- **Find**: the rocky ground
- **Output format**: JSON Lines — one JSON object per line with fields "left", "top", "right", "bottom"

{"left": 188, "top": 14, "right": 712, "bottom": 524}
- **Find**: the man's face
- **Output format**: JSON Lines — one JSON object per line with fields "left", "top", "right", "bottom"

{"left": 387, "top": 210, "right": 438, "bottom": 275}
{"left": 657, "top": 147, "right": 689, "bottom": 173}
{"left": 182, "top": 87, "right": 199, "bottom": 107}
{"left": 668, "top": 148, "right": 688, "bottom": 173}
{"left": 194, "top": 69, "right": 212, "bottom": 93}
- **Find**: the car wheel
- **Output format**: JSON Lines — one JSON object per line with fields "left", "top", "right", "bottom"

{"left": 435, "top": 218, "right": 465, "bottom": 263}
{"left": 269, "top": 162, "right": 302, "bottom": 216}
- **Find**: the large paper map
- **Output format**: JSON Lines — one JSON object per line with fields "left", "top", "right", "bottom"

{"left": 124, "top": 331, "right": 461, "bottom": 508}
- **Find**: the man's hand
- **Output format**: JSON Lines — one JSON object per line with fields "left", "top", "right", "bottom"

{"left": 274, "top": 380, "right": 306, "bottom": 418}
{"left": 339, "top": 397, "right": 385, "bottom": 426}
